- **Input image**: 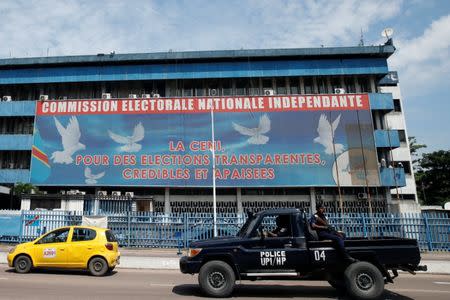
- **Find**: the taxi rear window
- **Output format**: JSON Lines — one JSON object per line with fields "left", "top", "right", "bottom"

{"left": 105, "top": 230, "right": 117, "bottom": 242}
{"left": 72, "top": 228, "right": 97, "bottom": 242}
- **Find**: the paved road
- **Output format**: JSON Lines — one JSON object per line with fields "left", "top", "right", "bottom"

{"left": 1, "top": 266, "right": 450, "bottom": 299}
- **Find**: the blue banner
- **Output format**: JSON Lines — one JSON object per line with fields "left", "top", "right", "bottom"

{"left": 31, "top": 95, "right": 380, "bottom": 187}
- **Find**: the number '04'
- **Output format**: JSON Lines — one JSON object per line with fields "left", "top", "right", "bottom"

{"left": 314, "top": 250, "right": 326, "bottom": 261}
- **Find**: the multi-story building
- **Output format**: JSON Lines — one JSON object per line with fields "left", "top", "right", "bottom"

{"left": 0, "top": 42, "right": 418, "bottom": 213}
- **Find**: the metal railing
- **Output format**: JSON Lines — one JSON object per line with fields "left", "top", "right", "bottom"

{"left": 0, "top": 210, "right": 448, "bottom": 251}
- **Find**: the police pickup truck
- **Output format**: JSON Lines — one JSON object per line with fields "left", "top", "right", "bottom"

{"left": 180, "top": 209, "right": 427, "bottom": 299}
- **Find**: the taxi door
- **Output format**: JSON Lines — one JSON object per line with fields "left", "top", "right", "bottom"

{"left": 32, "top": 227, "right": 70, "bottom": 267}
{"left": 67, "top": 228, "right": 98, "bottom": 267}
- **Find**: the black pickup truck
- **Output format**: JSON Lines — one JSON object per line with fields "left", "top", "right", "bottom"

{"left": 180, "top": 208, "right": 427, "bottom": 299}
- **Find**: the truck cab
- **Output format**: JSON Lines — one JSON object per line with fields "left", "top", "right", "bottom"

{"left": 180, "top": 209, "right": 426, "bottom": 299}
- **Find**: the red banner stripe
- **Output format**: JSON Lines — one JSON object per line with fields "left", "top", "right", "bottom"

{"left": 32, "top": 146, "right": 50, "bottom": 166}
{"left": 36, "top": 94, "right": 370, "bottom": 116}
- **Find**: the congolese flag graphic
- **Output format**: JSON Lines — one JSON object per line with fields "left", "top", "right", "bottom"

{"left": 30, "top": 129, "right": 51, "bottom": 183}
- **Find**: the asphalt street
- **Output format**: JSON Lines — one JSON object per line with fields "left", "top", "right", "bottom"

{"left": 1, "top": 266, "right": 450, "bottom": 300}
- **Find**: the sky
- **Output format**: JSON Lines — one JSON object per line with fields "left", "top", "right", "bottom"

{"left": 0, "top": 0, "right": 449, "bottom": 152}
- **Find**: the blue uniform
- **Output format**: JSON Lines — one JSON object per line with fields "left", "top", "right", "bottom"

{"left": 309, "top": 213, "right": 348, "bottom": 259}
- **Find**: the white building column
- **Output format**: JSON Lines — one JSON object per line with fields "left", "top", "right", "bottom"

{"left": 236, "top": 188, "right": 243, "bottom": 214}
{"left": 20, "top": 197, "right": 31, "bottom": 210}
{"left": 310, "top": 187, "right": 316, "bottom": 213}
{"left": 164, "top": 187, "right": 171, "bottom": 214}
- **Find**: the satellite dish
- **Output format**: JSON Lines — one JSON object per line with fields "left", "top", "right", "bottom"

{"left": 381, "top": 28, "right": 394, "bottom": 39}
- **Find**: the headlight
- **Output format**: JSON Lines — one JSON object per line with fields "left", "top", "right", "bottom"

{"left": 188, "top": 248, "right": 202, "bottom": 258}
{"left": 8, "top": 246, "right": 16, "bottom": 254}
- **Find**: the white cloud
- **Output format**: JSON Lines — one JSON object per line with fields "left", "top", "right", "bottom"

{"left": 0, "top": 0, "right": 403, "bottom": 58}
{"left": 389, "top": 14, "right": 450, "bottom": 96}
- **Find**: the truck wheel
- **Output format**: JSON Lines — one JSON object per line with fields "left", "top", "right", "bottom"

{"left": 198, "top": 260, "right": 236, "bottom": 297}
{"left": 88, "top": 257, "right": 108, "bottom": 276}
{"left": 344, "top": 262, "right": 384, "bottom": 300}
{"left": 14, "top": 255, "right": 32, "bottom": 274}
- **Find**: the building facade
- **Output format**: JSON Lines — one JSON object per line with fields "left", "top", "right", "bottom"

{"left": 0, "top": 43, "right": 418, "bottom": 213}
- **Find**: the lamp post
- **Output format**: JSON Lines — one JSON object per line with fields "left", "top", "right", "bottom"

{"left": 210, "top": 106, "right": 217, "bottom": 237}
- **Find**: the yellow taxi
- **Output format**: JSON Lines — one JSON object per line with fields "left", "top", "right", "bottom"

{"left": 7, "top": 226, "right": 120, "bottom": 276}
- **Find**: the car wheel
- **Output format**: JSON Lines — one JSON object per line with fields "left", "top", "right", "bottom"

{"left": 88, "top": 257, "right": 108, "bottom": 276}
{"left": 107, "top": 266, "right": 116, "bottom": 273}
{"left": 14, "top": 255, "right": 32, "bottom": 274}
{"left": 198, "top": 260, "right": 235, "bottom": 297}
{"left": 344, "top": 261, "right": 384, "bottom": 300}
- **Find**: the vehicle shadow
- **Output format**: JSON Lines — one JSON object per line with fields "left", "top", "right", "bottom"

{"left": 4, "top": 268, "right": 118, "bottom": 277}
{"left": 172, "top": 284, "right": 415, "bottom": 299}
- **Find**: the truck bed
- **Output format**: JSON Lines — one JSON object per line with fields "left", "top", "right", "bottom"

{"left": 308, "top": 237, "right": 421, "bottom": 267}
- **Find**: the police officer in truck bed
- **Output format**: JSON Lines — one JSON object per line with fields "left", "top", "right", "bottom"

{"left": 310, "top": 203, "right": 356, "bottom": 263}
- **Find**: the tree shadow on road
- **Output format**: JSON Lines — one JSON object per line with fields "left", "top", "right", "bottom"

{"left": 172, "top": 283, "right": 415, "bottom": 299}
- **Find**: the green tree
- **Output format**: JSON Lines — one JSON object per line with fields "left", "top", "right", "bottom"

{"left": 408, "top": 136, "right": 427, "bottom": 171}
{"left": 416, "top": 150, "right": 450, "bottom": 206}
{"left": 13, "top": 182, "right": 38, "bottom": 196}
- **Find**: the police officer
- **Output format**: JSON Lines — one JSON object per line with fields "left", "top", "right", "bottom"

{"left": 266, "top": 215, "right": 289, "bottom": 237}
{"left": 310, "top": 203, "right": 356, "bottom": 263}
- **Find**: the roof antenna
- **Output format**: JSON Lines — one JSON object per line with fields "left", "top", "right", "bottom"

{"left": 358, "top": 28, "right": 365, "bottom": 46}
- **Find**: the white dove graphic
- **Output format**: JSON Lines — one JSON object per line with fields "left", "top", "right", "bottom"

{"left": 84, "top": 167, "right": 105, "bottom": 184}
{"left": 108, "top": 122, "right": 145, "bottom": 152}
{"left": 232, "top": 114, "right": 271, "bottom": 145}
{"left": 51, "top": 116, "right": 85, "bottom": 164}
{"left": 314, "top": 114, "right": 345, "bottom": 155}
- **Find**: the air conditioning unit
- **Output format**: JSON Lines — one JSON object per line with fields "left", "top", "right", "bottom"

{"left": 2, "top": 95, "right": 12, "bottom": 101}
{"left": 112, "top": 191, "right": 121, "bottom": 196}
{"left": 209, "top": 89, "right": 218, "bottom": 96}
{"left": 334, "top": 88, "right": 346, "bottom": 94}
{"left": 60, "top": 190, "right": 66, "bottom": 195}
{"left": 39, "top": 95, "right": 49, "bottom": 101}
{"left": 67, "top": 189, "right": 78, "bottom": 195}
{"left": 357, "top": 192, "right": 368, "bottom": 200}
{"left": 142, "top": 94, "right": 151, "bottom": 98}
{"left": 153, "top": 93, "right": 160, "bottom": 98}
{"left": 128, "top": 94, "right": 137, "bottom": 99}
{"left": 77, "top": 191, "right": 86, "bottom": 195}
{"left": 97, "top": 190, "right": 107, "bottom": 196}
{"left": 101, "top": 93, "right": 111, "bottom": 99}
{"left": 125, "top": 191, "right": 134, "bottom": 198}
{"left": 264, "top": 89, "right": 274, "bottom": 96}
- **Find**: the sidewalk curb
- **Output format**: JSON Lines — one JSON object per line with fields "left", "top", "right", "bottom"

{"left": 0, "top": 252, "right": 448, "bottom": 274}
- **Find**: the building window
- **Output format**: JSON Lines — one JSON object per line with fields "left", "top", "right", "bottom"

{"left": 222, "top": 79, "right": 233, "bottom": 96}
{"left": 330, "top": 77, "right": 341, "bottom": 93}
{"left": 248, "top": 79, "right": 260, "bottom": 96}
{"left": 235, "top": 78, "right": 248, "bottom": 95}
{"left": 344, "top": 77, "right": 356, "bottom": 93}
{"left": 393, "top": 99, "right": 402, "bottom": 112}
{"left": 395, "top": 161, "right": 411, "bottom": 174}
{"left": 358, "top": 77, "right": 372, "bottom": 93}
{"left": 275, "top": 78, "right": 287, "bottom": 95}
{"left": 398, "top": 130, "right": 406, "bottom": 143}
{"left": 317, "top": 77, "right": 329, "bottom": 94}
{"left": 288, "top": 78, "right": 299, "bottom": 95}
{"left": 303, "top": 77, "right": 314, "bottom": 94}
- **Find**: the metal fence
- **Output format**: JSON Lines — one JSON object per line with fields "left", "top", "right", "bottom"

{"left": 0, "top": 210, "right": 448, "bottom": 252}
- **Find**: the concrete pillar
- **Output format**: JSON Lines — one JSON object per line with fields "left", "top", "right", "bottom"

{"left": 370, "top": 75, "right": 376, "bottom": 93}
{"left": 21, "top": 197, "right": 31, "bottom": 210}
{"left": 164, "top": 187, "right": 171, "bottom": 214}
{"left": 299, "top": 77, "right": 305, "bottom": 94}
{"left": 236, "top": 188, "right": 243, "bottom": 214}
{"left": 310, "top": 187, "right": 316, "bottom": 214}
